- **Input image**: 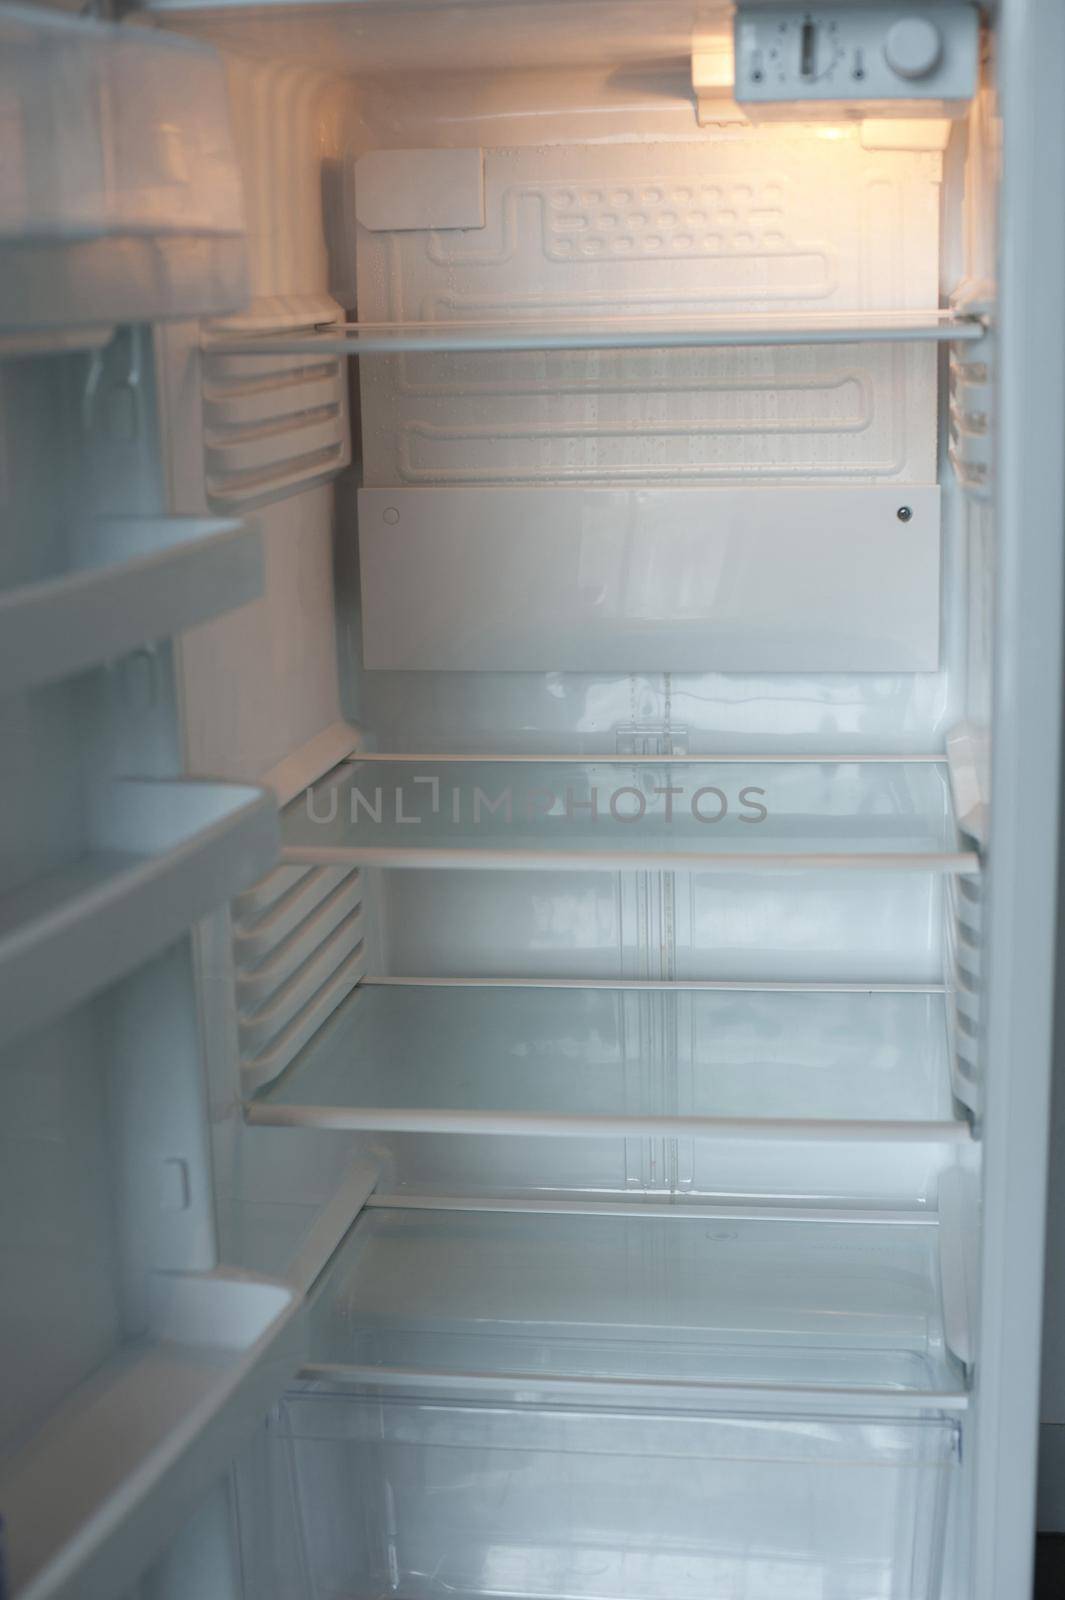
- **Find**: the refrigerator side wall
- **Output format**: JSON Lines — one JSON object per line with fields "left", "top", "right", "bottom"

{"left": 975, "top": 0, "right": 1065, "bottom": 1588}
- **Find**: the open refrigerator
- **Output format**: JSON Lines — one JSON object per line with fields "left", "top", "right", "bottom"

{"left": 1, "top": 1, "right": 1063, "bottom": 1597}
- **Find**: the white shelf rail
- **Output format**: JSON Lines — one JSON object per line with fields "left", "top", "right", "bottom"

{"left": 205, "top": 308, "right": 986, "bottom": 358}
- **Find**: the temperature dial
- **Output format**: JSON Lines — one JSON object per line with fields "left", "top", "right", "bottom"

{"left": 884, "top": 16, "right": 944, "bottom": 79}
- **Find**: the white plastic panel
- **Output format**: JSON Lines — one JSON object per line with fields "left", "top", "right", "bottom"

{"left": 149, "top": 0, "right": 726, "bottom": 74}
{"left": 356, "top": 138, "right": 940, "bottom": 489}
{"left": 179, "top": 488, "right": 345, "bottom": 784}
{"left": 359, "top": 484, "right": 940, "bottom": 672}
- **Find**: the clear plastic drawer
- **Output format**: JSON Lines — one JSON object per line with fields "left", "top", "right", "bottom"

{"left": 241, "top": 1391, "right": 959, "bottom": 1600}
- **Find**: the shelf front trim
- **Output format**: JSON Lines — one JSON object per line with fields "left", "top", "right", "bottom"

{"left": 281, "top": 841, "right": 982, "bottom": 875}
{"left": 362, "top": 976, "right": 947, "bottom": 993}
{"left": 364, "top": 1193, "right": 940, "bottom": 1226}
{"left": 344, "top": 752, "right": 951, "bottom": 764}
{"left": 246, "top": 1100, "right": 970, "bottom": 1144}
{"left": 296, "top": 1360, "right": 969, "bottom": 1413}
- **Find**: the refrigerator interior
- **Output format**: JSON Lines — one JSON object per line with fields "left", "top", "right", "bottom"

{"left": 3, "top": 2, "right": 1063, "bottom": 1599}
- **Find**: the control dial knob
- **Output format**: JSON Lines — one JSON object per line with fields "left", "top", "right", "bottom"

{"left": 884, "top": 16, "right": 943, "bottom": 79}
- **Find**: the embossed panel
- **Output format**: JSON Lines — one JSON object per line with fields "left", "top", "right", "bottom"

{"left": 358, "top": 485, "right": 941, "bottom": 672}
{"left": 355, "top": 138, "right": 941, "bottom": 487}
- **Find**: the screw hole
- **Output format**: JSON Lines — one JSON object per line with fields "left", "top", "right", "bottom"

{"left": 897, "top": 505, "right": 913, "bottom": 523}
{"left": 752, "top": 69, "right": 764, "bottom": 81}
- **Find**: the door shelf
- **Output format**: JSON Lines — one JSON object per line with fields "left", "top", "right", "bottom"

{"left": 281, "top": 758, "right": 981, "bottom": 875}
{"left": 208, "top": 307, "right": 984, "bottom": 358}
{"left": 0, "top": 779, "right": 278, "bottom": 1050}
{"left": 247, "top": 980, "right": 969, "bottom": 1146}
{"left": 304, "top": 1203, "right": 968, "bottom": 1411}
{"left": 0, "top": 7, "right": 246, "bottom": 351}
{"left": 0, "top": 1270, "right": 302, "bottom": 1600}
{"left": 0, "top": 517, "right": 262, "bottom": 696}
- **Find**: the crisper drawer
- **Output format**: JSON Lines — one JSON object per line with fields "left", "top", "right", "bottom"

{"left": 253, "top": 1392, "right": 958, "bottom": 1600}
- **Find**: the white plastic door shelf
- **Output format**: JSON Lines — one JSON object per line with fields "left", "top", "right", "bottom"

{"left": 281, "top": 758, "right": 980, "bottom": 873}
{"left": 0, "top": 517, "right": 262, "bottom": 696}
{"left": 0, "top": 1270, "right": 302, "bottom": 1600}
{"left": 358, "top": 485, "right": 941, "bottom": 673}
{"left": 0, "top": 779, "right": 278, "bottom": 1049}
{"left": 247, "top": 981, "right": 967, "bottom": 1145}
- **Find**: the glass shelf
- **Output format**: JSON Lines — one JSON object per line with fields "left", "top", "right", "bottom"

{"left": 304, "top": 1203, "right": 967, "bottom": 1408}
{"left": 248, "top": 982, "right": 967, "bottom": 1144}
{"left": 280, "top": 758, "right": 981, "bottom": 875}
{"left": 208, "top": 307, "right": 983, "bottom": 358}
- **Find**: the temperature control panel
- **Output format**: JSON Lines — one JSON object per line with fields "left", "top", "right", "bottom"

{"left": 733, "top": 3, "right": 979, "bottom": 109}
